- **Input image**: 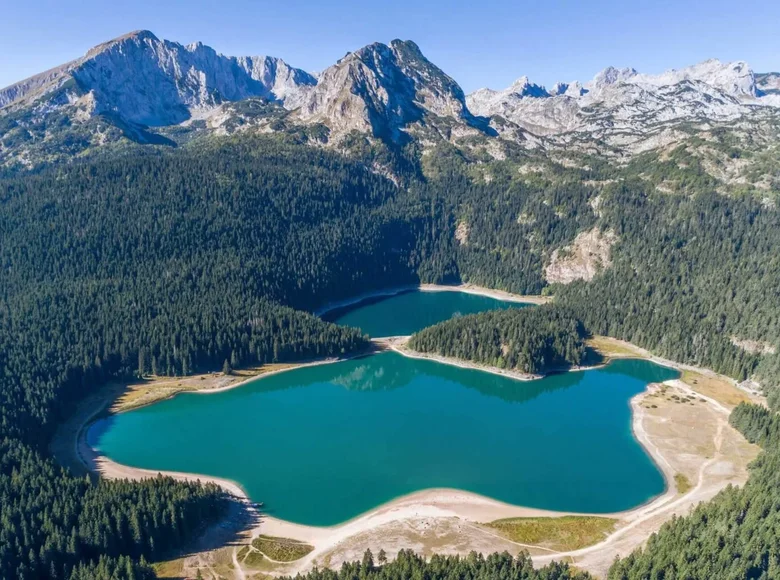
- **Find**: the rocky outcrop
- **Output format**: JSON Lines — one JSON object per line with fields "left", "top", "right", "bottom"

{"left": 756, "top": 72, "right": 780, "bottom": 96}
{"left": 544, "top": 228, "right": 617, "bottom": 284}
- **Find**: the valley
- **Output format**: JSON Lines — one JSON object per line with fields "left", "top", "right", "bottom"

{"left": 2, "top": 26, "right": 780, "bottom": 580}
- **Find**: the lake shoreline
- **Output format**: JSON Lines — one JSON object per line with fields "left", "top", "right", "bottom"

{"left": 68, "top": 338, "right": 677, "bottom": 537}
{"left": 72, "top": 348, "right": 673, "bottom": 527}
{"left": 315, "top": 283, "right": 551, "bottom": 317}
{"left": 51, "top": 286, "right": 761, "bottom": 577}
{"left": 66, "top": 362, "right": 757, "bottom": 577}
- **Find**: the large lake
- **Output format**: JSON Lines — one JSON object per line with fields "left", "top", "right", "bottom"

{"left": 90, "top": 290, "right": 677, "bottom": 527}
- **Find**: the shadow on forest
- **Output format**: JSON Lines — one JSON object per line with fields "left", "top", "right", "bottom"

{"left": 84, "top": 414, "right": 262, "bottom": 566}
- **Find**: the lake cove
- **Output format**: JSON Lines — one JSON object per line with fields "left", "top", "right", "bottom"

{"left": 324, "top": 289, "right": 530, "bottom": 337}
{"left": 89, "top": 353, "right": 677, "bottom": 527}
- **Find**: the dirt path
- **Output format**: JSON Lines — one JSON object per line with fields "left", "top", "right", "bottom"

{"left": 231, "top": 548, "right": 245, "bottom": 580}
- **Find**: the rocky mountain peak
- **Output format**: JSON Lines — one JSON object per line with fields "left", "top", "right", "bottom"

{"left": 296, "top": 39, "right": 474, "bottom": 141}
{"left": 0, "top": 31, "right": 315, "bottom": 126}
{"left": 631, "top": 58, "right": 756, "bottom": 97}
{"left": 466, "top": 57, "right": 779, "bottom": 154}
{"left": 550, "top": 81, "right": 587, "bottom": 97}
{"left": 589, "top": 66, "right": 638, "bottom": 90}
{"left": 2, "top": 33, "right": 779, "bottom": 168}
{"left": 508, "top": 76, "right": 549, "bottom": 98}
{"left": 85, "top": 30, "right": 159, "bottom": 58}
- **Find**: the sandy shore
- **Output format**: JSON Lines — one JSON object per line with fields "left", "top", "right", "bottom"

{"left": 315, "top": 283, "right": 550, "bottom": 317}
{"left": 392, "top": 342, "right": 540, "bottom": 380}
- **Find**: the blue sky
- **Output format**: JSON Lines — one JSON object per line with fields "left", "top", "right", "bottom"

{"left": 2, "top": 0, "right": 778, "bottom": 93}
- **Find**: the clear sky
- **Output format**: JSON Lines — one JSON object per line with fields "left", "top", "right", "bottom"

{"left": 2, "top": 0, "right": 778, "bottom": 93}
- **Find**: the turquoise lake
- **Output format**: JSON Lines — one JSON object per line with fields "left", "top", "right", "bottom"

{"left": 90, "top": 290, "right": 677, "bottom": 526}
{"left": 326, "top": 289, "right": 529, "bottom": 337}
{"left": 90, "top": 355, "right": 677, "bottom": 526}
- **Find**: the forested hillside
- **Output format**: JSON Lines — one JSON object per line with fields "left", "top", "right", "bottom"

{"left": 0, "top": 439, "right": 227, "bottom": 579}
{"left": 1, "top": 128, "right": 780, "bottom": 577}
{"left": 0, "top": 136, "right": 412, "bottom": 579}
{"left": 555, "top": 179, "right": 778, "bottom": 389}
{"left": 407, "top": 306, "right": 591, "bottom": 374}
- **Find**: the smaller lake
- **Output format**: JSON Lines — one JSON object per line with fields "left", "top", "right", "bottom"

{"left": 89, "top": 353, "right": 678, "bottom": 527}
{"left": 325, "top": 289, "right": 529, "bottom": 337}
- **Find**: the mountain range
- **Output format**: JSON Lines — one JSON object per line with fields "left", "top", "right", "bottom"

{"left": 1, "top": 29, "right": 778, "bottom": 169}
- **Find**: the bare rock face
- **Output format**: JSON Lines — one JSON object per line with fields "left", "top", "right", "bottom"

{"left": 295, "top": 40, "right": 476, "bottom": 141}
{"left": 0, "top": 30, "right": 316, "bottom": 126}
{"left": 544, "top": 228, "right": 617, "bottom": 284}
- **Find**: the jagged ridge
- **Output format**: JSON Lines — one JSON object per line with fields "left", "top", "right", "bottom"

{"left": 1, "top": 31, "right": 779, "bottom": 167}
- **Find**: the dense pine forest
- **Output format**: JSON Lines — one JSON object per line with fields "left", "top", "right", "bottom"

{"left": 1, "top": 131, "right": 780, "bottom": 577}
{"left": 407, "top": 306, "right": 591, "bottom": 374}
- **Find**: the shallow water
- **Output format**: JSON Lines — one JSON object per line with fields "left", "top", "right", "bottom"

{"left": 90, "top": 352, "right": 677, "bottom": 526}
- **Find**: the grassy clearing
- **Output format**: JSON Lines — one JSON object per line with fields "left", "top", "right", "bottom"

{"left": 675, "top": 473, "right": 693, "bottom": 494}
{"left": 681, "top": 370, "right": 751, "bottom": 409}
{"left": 243, "top": 549, "right": 266, "bottom": 567}
{"left": 112, "top": 363, "right": 299, "bottom": 412}
{"left": 485, "top": 516, "right": 617, "bottom": 551}
{"left": 251, "top": 535, "right": 314, "bottom": 562}
{"left": 151, "top": 558, "right": 185, "bottom": 578}
{"left": 586, "top": 336, "right": 643, "bottom": 359}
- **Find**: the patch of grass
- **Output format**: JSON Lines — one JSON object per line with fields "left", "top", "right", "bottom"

{"left": 251, "top": 535, "right": 314, "bottom": 562}
{"left": 586, "top": 336, "right": 643, "bottom": 358}
{"left": 151, "top": 558, "right": 185, "bottom": 578}
{"left": 485, "top": 516, "right": 617, "bottom": 551}
{"left": 675, "top": 473, "right": 693, "bottom": 494}
{"left": 243, "top": 549, "right": 266, "bottom": 567}
{"left": 681, "top": 370, "right": 751, "bottom": 409}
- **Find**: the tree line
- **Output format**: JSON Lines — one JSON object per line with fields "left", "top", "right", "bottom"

{"left": 282, "top": 549, "right": 590, "bottom": 580}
